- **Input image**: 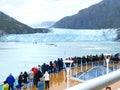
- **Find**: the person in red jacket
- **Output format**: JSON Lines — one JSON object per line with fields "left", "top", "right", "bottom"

{"left": 32, "top": 67, "right": 38, "bottom": 86}
{"left": 32, "top": 67, "right": 38, "bottom": 77}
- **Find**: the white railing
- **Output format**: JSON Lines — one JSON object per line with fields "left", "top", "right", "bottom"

{"left": 65, "top": 68, "right": 120, "bottom": 90}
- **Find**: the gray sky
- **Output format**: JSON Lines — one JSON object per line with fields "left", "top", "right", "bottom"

{"left": 0, "top": 0, "right": 102, "bottom": 27}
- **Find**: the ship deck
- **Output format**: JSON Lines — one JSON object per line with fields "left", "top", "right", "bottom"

{"left": 22, "top": 64, "right": 120, "bottom": 90}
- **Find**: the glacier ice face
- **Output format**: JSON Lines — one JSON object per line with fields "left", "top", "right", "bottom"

{"left": 0, "top": 28, "right": 117, "bottom": 42}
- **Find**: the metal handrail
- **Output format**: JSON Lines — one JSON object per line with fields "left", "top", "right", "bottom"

{"left": 65, "top": 63, "right": 120, "bottom": 90}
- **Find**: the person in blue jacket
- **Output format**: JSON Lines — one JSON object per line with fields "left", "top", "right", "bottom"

{"left": 6, "top": 73, "right": 15, "bottom": 90}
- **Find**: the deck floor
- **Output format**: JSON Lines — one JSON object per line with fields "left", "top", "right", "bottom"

{"left": 22, "top": 65, "right": 120, "bottom": 90}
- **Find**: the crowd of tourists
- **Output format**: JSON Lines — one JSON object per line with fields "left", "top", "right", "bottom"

{"left": 2, "top": 57, "right": 64, "bottom": 90}
{"left": 2, "top": 70, "right": 50, "bottom": 90}
{"left": 2, "top": 53, "right": 120, "bottom": 90}
{"left": 72, "top": 53, "right": 120, "bottom": 65}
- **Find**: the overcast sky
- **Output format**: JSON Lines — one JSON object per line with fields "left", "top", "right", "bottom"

{"left": 0, "top": 0, "right": 102, "bottom": 27}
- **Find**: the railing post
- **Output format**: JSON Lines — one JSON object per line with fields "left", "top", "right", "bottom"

{"left": 104, "top": 54, "right": 111, "bottom": 74}
{"left": 63, "top": 60, "right": 73, "bottom": 89}
{"left": 86, "top": 62, "right": 87, "bottom": 70}
{"left": 80, "top": 59, "right": 83, "bottom": 72}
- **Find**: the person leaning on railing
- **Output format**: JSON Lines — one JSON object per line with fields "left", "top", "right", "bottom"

{"left": 6, "top": 73, "right": 15, "bottom": 90}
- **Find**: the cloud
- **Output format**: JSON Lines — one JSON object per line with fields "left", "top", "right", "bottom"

{"left": 0, "top": 0, "right": 102, "bottom": 27}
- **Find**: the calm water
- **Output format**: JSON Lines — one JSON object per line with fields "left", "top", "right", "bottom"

{"left": 0, "top": 41, "right": 120, "bottom": 82}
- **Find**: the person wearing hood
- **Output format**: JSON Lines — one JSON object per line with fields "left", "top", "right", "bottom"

{"left": 2, "top": 81, "right": 9, "bottom": 90}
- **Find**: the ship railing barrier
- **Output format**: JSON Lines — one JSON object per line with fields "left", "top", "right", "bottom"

{"left": 0, "top": 82, "right": 4, "bottom": 90}
{"left": 65, "top": 67, "right": 120, "bottom": 90}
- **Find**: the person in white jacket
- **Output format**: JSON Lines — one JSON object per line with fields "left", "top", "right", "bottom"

{"left": 44, "top": 71, "right": 50, "bottom": 89}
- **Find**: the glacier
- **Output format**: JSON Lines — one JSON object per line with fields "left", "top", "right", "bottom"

{"left": 0, "top": 28, "right": 117, "bottom": 42}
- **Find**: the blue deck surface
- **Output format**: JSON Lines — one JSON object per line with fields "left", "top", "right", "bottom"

{"left": 73, "top": 66, "right": 117, "bottom": 81}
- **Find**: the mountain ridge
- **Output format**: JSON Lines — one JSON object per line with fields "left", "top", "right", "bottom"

{"left": 0, "top": 11, "right": 50, "bottom": 35}
{"left": 53, "top": 0, "right": 120, "bottom": 29}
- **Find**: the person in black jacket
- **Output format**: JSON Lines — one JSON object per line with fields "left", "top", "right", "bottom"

{"left": 34, "top": 70, "right": 43, "bottom": 88}
{"left": 18, "top": 72, "right": 23, "bottom": 89}
{"left": 22, "top": 71, "right": 28, "bottom": 89}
